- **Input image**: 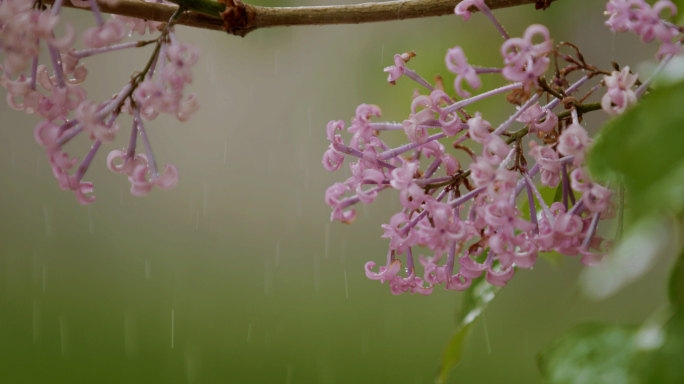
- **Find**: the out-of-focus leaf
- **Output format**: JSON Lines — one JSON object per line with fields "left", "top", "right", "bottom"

{"left": 669, "top": 246, "right": 684, "bottom": 308}
{"left": 635, "top": 309, "right": 684, "bottom": 383}
{"left": 579, "top": 217, "right": 673, "bottom": 300}
{"left": 588, "top": 79, "right": 684, "bottom": 226}
{"left": 435, "top": 323, "right": 473, "bottom": 384}
{"left": 538, "top": 323, "right": 640, "bottom": 384}
{"left": 553, "top": 183, "right": 563, "bottom": 203}
{"left": 436, "top": 276, "right": 502, "bottom": 384}
{"left": 519, "top": 185, "right": 557, "bottom": 221}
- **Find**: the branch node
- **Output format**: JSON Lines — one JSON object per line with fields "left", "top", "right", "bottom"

{"left": 219, "top": 0, "right": 255, "bottom": 37}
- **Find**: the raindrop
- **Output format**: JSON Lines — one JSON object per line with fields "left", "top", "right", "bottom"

{"left": 381, "top": 43, "right": 385, "bottom": 66}
{"left": 203, "top": 183, "right": 208, "bottom": 217}
{"left": 286, "top": 365, "right": 293, "bottom": 384}
{"left": 223, "top": 140, "right": 227, "bottom": 164}
{"left": 264, "top": 257, "right": 273, "bottom": 293}
{"left": 247, "top": 323, "right": 252, "bottom": 342}
{"left": 307, "top": 106, "right": 312, "bottom": 137}
{"left": 295, "top": 189, "right": 302, "bottom": 218}
{"left": 145, "top": 258, "right": 150, "bottom": 280}
{"left": 42, "top": 264, "right": 46, "bottom": 293}
{"left": 59, "top": 314, "right": 68, "bottom": 357}
{"left": 314, "top": 254, "right": 320, "bottom": 290}
{"left": 43, "top": 206, "right": 52, "bottom": 237}
{"left": 482, "top": 314, "right": 492, "bottom": 355}
{"left": 324, "top": 223, "right": 330, "bottom": 259}
{"left": 275, "top": 242, "right": 280, "bottom": 267}
{"left": 171, "top": 309, "right": 175, "bottom": 349}
{"left": 274, "top": 50, "right": 279, "bottom": 75}
{"left": 33, "top": 299, "right": 40, "bottom": 344}
{"left": 343, "top": 269, "right": 348, "bottom": 299}
{"left": 195, "top": 209, "right": 199, "bottom": 230}
{"left": 88, "top": 205, "right": 93, "bottom": 234}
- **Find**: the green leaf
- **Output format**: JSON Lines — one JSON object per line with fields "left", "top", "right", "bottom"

{"left": 436, "top": 276, "right": 502, "bottom": 384}
{"left": 588, "top": 79, "right": 684, "bottom": 226}
{"left": 553, "top": 183, "right": 564, "bottom": 203}
{"left": 636, "top": 309, "right": 684, "bottom": 383}
{"left": 669, "top": 246, "right": 684, "bottom": 308}
{"left": 538, "top": 323, "right": 640, "bottom": 384}
{"left": 435, "top": 323, "right": 473, "bottom": 384}
{"left": 579, "top": 217, "right": 672, "bottom": 300}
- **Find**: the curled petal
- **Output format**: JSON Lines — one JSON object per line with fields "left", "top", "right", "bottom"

{"left": 154, "top": 164, "right": 179, "bottom": 189}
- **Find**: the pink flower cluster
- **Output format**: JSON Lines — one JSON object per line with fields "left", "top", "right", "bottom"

{"left": 0, "top": 0, "right": 198, "bottom": 204}
{"left": 320, "top": 2, "right": 654, "bottom": 295}
{"left": 605, "top": 0, "right": 681, "bottom": 58}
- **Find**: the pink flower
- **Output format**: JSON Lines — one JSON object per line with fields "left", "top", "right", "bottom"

{"left": 381, "top": 212, "right": 419, "bottom": 255}
{"left": 516, "top": 102, "right": 558, "bottom": 134}
{"left": 466, "top": 112, "right": 493, "bottom": 144}
{"left": 83, "top": 19, "right": 126, "bottom": 49}
{"left": 324, "top": 183, "right": 356, "bottom": 223}
{"left": 383, "top": 53, "right": 410, "bottom": 83}
{"left": 601, "top": 67, "right": 638, "bottom": 115}
{"left": 501, "top": 24, "right": 552, "bottom": 86}
{"left": 402, "top": 95, "right": 434, "bottom": 143}
{"left": 529, "top": 142, "right": 561, "bottom": 187}
{"left": 558, "top": 123, "right": 591, "bottom": 165}
{"left": 388, "top": 270, "right": 433, "bottom": 295}
{"left": 365, "top": 258, "right": 401, "bottom": 284}
{"left": 445, "top": 46, "right": 481, "bottom": 97}
{"left": 454, "top": 0, "right": 485, "bottom": 21}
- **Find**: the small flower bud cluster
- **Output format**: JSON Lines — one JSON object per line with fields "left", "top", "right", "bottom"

{"left": 0, "top": 0, "right": 199, "bottom": 204}
{"left": 322, "top": 0, "right": 681, "bottom": 295}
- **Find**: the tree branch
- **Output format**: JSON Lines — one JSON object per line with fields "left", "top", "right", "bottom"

{"left": 46, "top": 0, "right": 556, "bottom": 36}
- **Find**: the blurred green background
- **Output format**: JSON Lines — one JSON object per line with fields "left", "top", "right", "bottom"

{"left": 0, "top": 0, "right": 675, "bottom": 383}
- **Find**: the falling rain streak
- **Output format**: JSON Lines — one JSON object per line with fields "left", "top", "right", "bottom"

{"left": 171, "top": 309, "right": 175, "bottom": 349}
{"left": 344, "top": 269, "right": 349, "bottom": 299}
{"left": 87, "top": 206, "right": 93, "bottom": 234}
{"left": 33, "top": 300, "right": 40, "bottom": 344}
{"left": 314, "top": 253, "right": 320, "bottom": 290}
{"left": 482, "top": 314, "right": 492, "bottom": 355}
{"left": 59, "top": 314, "right": 68, "bottom": 357}
{"left": 324, "top": 223, "right": 330, "bottom": 259}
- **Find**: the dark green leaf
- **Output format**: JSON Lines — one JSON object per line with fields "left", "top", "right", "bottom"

{"left": 636, "top": 309, "right": 684, "bottom": 383}
{"left": 588, "top": 79, "right": 684, "bottom": 226}
{"left": 539, "top": 323, "right": 640, "bottom": 384}
{"left": 669, "top": 246, "right": 684, "bottom": 308}
{"left": 436, "top": 276, "right": 503, "bottom": 384}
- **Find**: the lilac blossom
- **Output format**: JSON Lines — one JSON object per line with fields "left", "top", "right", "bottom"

{"left": 0, "top": 0, "right": 197, "bottom": 203}
{"left": 322, "top": 6, "right": 628, "bottom": 296}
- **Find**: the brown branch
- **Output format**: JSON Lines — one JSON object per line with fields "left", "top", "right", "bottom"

{"left": 46, "top": 0, "right": 225, "bottom": 31}
{"left": 46, "top": 0, "right": 557, "bottom": 36}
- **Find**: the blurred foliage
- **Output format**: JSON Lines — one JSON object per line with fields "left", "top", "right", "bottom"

{"left": 538, "top": 323, "right": 640, "bottom": 384}
{"left": 541, "top": 236, "right": 684, "bottom": 384}
{"left": 588, "top": 79, "right": 684, "bottom": 227}
{"left": 670, "top": 247, "right": 684, "bottom": 307}
{"left": 436, "top": 275, "right": 502, "bottom": 384}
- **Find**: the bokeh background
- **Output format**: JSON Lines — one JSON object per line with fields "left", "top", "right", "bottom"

{"left": 0, "top": 0, "right": 676, "bottom": 383}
